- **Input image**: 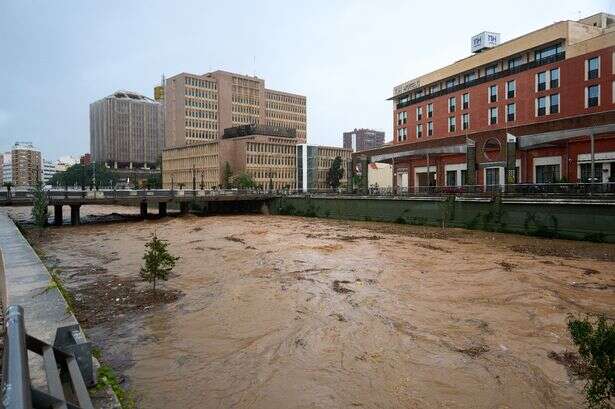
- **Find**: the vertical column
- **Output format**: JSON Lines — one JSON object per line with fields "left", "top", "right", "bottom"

{"left": 505, "top": 133, "right": 517, "bottom": 191}
{"left": 466, "top": 138, "right": 477, "bottom": 191}
{"left": 140, "top": 202, "right": 148, "bottom": 218}
{"left": 158, "top": 202, "right": 167, "bottom": 218}
{"left": 360, "top": 156, "right": 369, "bottom": 195}
{"left": 54, "top": 205, "right": 63, "bottom": 226}
{"left": 70, "top": 205, "right": 80, "bottom": 226}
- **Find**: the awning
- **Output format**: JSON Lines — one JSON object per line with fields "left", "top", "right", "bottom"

{"left": 518, "top": 123, "right": 615, "bottom": 149}
{"left": 370, "top": 144, "right": 466, "bottom": 163}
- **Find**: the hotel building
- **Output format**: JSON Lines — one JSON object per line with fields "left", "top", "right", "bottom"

{"left": 354, "top": 13, "right": 615, "bottom": 190}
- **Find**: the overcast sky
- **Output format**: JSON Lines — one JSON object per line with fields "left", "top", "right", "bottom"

{"left": 0, "top": 0, "right": 612, "bottom": 160}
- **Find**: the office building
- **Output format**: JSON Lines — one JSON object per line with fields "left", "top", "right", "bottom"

{"left": 164, "top": 70, "right": 307, "bottom": 147}
{"left": 355, "top": 12, "right": 615, "bottom": 190}
{"left": 90, "top": 91, "right": 164, "bottom": 170}
{"left": 343, "top": 128, "right": 385, "bottom": 152}
{"left": 163, "top": 124, "right": 298, "bottom": 189}
{"left": 296, "top": 144, "right": 352, "bottom": 191}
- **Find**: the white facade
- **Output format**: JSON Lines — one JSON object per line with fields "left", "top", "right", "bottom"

{"left": 2, "top": 152, "right": 11, "bottom": 184}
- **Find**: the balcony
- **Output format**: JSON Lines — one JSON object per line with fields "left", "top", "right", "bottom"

{"left": 395, "top": 52, "right": 565, "bottom": 109}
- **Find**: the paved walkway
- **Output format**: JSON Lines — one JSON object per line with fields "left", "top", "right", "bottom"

{"left": 0, "top": 212, "right": 77, "bottom": 343}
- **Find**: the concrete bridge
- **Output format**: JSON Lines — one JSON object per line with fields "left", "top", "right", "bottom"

{"left": 0, "top": 189, "right": 276, "bottom": 225}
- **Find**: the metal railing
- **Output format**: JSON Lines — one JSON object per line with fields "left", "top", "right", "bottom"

{"left": 278, "top": 182, "right": 615, "bottom": 198}
{"left": 1, "top": 305, "right": 94, "bottom": 409}
{"left": 2, "top": 183, "right": 615, "bottom": 203}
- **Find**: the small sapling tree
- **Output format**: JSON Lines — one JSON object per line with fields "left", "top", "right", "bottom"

{"left": 140, "top": 234, "right": 180, "bottom": 294}
{"left": 31, "top": 181, "right": 48, "bottom": 229}
{"left": 568, "top": 314, "right": 615, "bottom": 408}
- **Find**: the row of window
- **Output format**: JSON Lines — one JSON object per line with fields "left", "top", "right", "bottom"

{"left": 246, "top": 155, "right": 295, "bottom": 166}
{"left": 399, "top": 81, "right": 518, "bottom": 126}
{"left": 399, "top": 82, "right": 611, "bottom": 140}
{"left": 397, "top": 43, "right": 563, "bottom": 104}
{"left": 266, "top": 92, "right": 306, "bottom": 105}
{"left": 185, "top": 77, "right": 217, "bottom": 90}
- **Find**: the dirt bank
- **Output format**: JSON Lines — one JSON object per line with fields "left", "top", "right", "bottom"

{"left": 7, "top": 206, "right": 615, "bottom": 408}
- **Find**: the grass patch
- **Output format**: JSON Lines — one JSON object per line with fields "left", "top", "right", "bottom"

{"left": 46, "top": 268, "right": 75, "bottom": 313}
{"left": 95, "top": 364, "right": 136, "bottom": 409}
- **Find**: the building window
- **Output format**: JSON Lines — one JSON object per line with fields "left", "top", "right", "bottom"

{"left": 507, "top": 80, "right": 516, "bottom": 98}
{"left": 550, "top": 68, "right": 560, "bottom": 88}
{"left": 587, "top": 57, "right": 600, "bottom": 80}
{"left": 537, "top": 72, "right": 547, "bottom": 91}
{"left": 535, "top": 43, "right": 563, "bottom": 61}
{"left": 446, "top": 171, "right": 457, "bottom": 186}
{"left": 536, "top": 164, "right": 560, "bottom": 183}
{"left": 537, "top": 96, "right": 547, "bottom": 116}
{"left": 507, "top": 103, "right": 516, "bottom": 122}
{"left": 485, "top": 167, "right": 500, "bottom": 187}
{"left": 448, "top": 116, "right": 456, "bottom": 132}
{"left": 427, "top": 103, "right": 433, "bottom": 118}
{"left": 397, "top": 111, "right": 407, "bottom": 125}
{"left": 448, "top": 96, "right": 456, "bottom": 112}
{"left": 428, "top": 121, "right": 433, "bottom": 136}
{"left": 446, "top": 79, "right": 456, "bottom": 89}
{"left": 462, "top": 93, "right": 469, "bottom": 109}
{"left": 549, "top": 94, "right": 559, "bottom": 114}
{"left": 416, "top": 124, "right": 423, "bottom": 138}
{"left": 398, "top": 128, "right": 407, "bottom": 141}
{"left": 579, "top": 163, "right": 602, "bottom": 182}
{"left": 416, "top": 106, "right": 423, "bottom": 121}
{"left": 488, "top": 107, "right": 497, "bottom": 125}
{"left": 486, "top": 65, "right": 498, "bottom": 75}
{"left": 462, "top": 113, "right": 469, "bottom": 130}
{"left": 587, "top": 84, "right": 600, "bottom": 107}
{"left": 489, "top": 85, "right": 497, "bottom": 102}
{"left": 463, "top": 72, "right": 477, "bottom": 83}
{"left": 507, "top": 56, "right": 523, "bottom": 70}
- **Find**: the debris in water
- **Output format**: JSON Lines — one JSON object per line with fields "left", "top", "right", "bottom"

{"left": 547, "top": 351, "right": 589, "bottom": 378}
{"left": 333, "top": 280, "right": 354, "bottom": 294}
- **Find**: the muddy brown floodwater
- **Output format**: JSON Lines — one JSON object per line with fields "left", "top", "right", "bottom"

{"left": 5, "top": 205, "right": 615, "bottom": 408}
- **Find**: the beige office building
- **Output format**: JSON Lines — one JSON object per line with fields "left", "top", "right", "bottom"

{"left": 162, "top": 125, "right": 298, "bottom": 189}
{"left": 164, "top": 70, "right": 307, "bottom": 148}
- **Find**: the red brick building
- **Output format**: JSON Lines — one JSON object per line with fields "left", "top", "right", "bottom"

{"left": 354, "top": 13, "right": 615, "bottom": 190}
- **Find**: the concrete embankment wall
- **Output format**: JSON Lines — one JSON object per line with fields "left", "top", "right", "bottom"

{"left": 269, "top": 196, "right": 615, "bottom": 243}
{"left": 0, "top": 213, "right": 79, "bottom": 343}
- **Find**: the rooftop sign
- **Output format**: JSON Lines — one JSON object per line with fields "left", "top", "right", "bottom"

{"left": 393, "top": 79, "right": 421, "bottom": 97}
{"left": 471, "top": 32, "right": 500, "bottom": 53}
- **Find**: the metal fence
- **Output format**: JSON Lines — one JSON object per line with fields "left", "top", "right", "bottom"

{"left": 1, "top": 305, "right": 94, "bottom": 409}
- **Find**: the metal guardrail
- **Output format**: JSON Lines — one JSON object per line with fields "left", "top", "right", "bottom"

{"left": 1, "top": 305, "right": 94, "bottom": 409}
{"left": 1, "top": 183, "right": 615, "bottom": 203}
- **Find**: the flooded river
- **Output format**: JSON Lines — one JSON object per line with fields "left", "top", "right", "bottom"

{"left": 5, "top": 206, "right": 615, "bottom": 408}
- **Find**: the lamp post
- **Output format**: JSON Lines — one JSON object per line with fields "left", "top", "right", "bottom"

{"left": 192, "top": 165, "right": 196, "bottom": 191}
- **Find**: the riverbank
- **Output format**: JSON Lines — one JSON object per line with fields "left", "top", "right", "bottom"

{"left": 6, "top": 205, "right": 615, "bottom": 408}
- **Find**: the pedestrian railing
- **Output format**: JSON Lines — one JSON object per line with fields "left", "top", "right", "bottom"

{"left": 1, "top": 305, "right": 95, "bottom": 409}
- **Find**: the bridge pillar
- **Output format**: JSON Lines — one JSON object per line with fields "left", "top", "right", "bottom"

{"left": 53, "top": 205, "right": 63, "bottom": 226}
{"left": 140, "top": 202, "right": 148, "bottom": 219}
{"left": 158, "top": 202, "right": 167, "bottom": 217}
{"left": 179, "top": 202, "right": 189, "bottom": 215}
{"left": 70, "top": 205, "right": 81, "bottom": 226}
